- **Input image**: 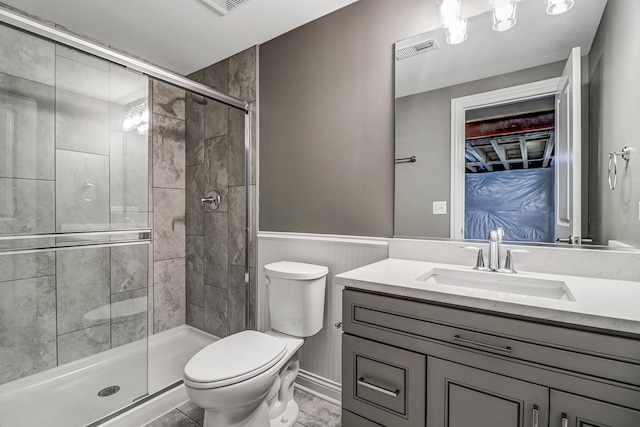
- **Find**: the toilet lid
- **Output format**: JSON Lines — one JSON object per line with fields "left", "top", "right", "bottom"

{"left": 264, "top": 261, "right": 329, "bottom": 280}
{"left": 184, "top": 331, "right": 287, "bottom": 386}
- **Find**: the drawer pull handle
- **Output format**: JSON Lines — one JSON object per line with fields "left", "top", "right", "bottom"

{"left": 561, "top": 413, "right": 568, "bottom": 427}
{"left": 533, "top": 404, "right": 539, "bottom": 427}
{"left": 453, "top": 335, "right": 512, "bottom": 354}
{"left": 357, "top": 377, "right": 400, "bottom": 397}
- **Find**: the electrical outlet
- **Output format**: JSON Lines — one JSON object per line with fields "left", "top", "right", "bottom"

{"left": 433, "top": 201, "right": 447, "bottom": 215}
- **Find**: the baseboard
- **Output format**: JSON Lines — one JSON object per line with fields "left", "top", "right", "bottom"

{"left": 295, "top": 369, "right": 341, "bottom": 406}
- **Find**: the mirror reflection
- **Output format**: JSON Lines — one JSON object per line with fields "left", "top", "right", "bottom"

{"left": 394, "top": 0, "right": 640, "bottom": 248}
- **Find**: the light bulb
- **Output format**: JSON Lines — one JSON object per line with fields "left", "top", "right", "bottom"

{"left": 132, "top": 113, "right": 142, "bottom": 126}
{"left": 438, "top": 0, "right": 462, "bottom": 28}
{"left": 123, "top": 117, "right": 134, "bottom": 131}
{"left": 546, "top": 0, "right": 574, "bottom": 15}
{"left": 491, "top": 0, "right": 517, "bottom": 31}
{"left": 141, "top": 109, "right": 149, "bottom": 123}
{"left": 446, "top": 19, "right": 468, "bottom": 45}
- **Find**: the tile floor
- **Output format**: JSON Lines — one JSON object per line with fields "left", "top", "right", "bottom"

{"left": 144, "top": 388, "right": 341, "bottom": 427}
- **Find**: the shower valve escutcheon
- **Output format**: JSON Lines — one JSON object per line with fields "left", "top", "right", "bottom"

{"left": 201, "top": 190, "right": 221, "bottom": 211}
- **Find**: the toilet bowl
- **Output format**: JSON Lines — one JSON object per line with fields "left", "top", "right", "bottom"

{"left": 183, "top": 261, "right": 328, "bottom": 427}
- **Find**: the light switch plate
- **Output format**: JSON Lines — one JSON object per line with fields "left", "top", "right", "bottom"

{"left": 433, "top": 201, "right": 447, "bottom": 215}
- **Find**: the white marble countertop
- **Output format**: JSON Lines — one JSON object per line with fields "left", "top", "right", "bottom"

{"left": 335, "top": 258, "right": 640, "bottom": 335}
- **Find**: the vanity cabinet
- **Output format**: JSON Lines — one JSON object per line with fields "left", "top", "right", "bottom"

{"left": 341, "top": 289, "right": 640, "bottom": 427}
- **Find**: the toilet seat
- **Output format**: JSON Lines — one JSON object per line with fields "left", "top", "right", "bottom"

{"left": 184, "top": 330, "right": 287, "bottom": 389}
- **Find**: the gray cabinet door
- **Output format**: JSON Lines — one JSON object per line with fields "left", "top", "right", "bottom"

{"left": 427, "top": 357, "right": 549, "bottom": 427}
{"left": 550, "top": 390, "right": 640, "bottom": 427}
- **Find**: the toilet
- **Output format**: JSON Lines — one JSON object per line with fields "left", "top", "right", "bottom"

{"left": 183, "top": 261, "right": 329, "bottom": 427}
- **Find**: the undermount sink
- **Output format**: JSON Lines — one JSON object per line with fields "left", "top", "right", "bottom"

{"left": 416, "top": 268, "right": 575, "bottom": 301}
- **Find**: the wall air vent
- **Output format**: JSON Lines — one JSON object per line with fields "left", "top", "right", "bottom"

{"left": 200, "top": 0, "right": 253, "bottom": 15}
{"left": 395, "top": 38, "right": 439, "bottom": 60}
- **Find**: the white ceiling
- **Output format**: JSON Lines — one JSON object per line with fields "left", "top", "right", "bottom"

{"left": 396, "top": 0, "right": 609, "bottom": 98}
{"left": 1, "top": 0, "right": 359, "bottom": 75}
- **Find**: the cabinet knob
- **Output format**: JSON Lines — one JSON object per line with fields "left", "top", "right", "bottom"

{"left": 532, "top": 404, "right": 539, "bottom": 427}
{"left": 561, "top": 413, "right": 568, "bottom": 427}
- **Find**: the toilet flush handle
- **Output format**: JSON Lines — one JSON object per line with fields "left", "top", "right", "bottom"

{"left": 335, "top": 321, "right": 342, "bottom": 329}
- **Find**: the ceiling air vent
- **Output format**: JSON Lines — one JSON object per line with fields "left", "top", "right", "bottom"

{"left": 200, "top": 0, "right": 253, "bottom": 15}
{"left": 395, "top": 38, "right": 439, "bottom": 60}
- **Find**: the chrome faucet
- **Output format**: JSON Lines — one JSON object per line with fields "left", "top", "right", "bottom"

{"left": 488, "top": 226, "right": 504, "bottom": 271}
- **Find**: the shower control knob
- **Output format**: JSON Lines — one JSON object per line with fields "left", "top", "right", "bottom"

{"left": 201, "top": 190, "right": 221, "bottom": 211}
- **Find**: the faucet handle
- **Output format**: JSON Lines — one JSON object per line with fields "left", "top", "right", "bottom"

{"left": 501, "top": 249, "right": 531, "bottom": 273}
{"left": 461, "top": 246, "right": 488, "bottom": 271}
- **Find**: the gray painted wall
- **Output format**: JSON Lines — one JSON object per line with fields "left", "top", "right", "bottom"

{"left": 394, "top": 61, "right": 565, "bottom": 238}
{"left": 259, "top": 0, "right": 432, "bottom": 237}
{"left": 589, "top": 0, "right": 640, "bottom": 246}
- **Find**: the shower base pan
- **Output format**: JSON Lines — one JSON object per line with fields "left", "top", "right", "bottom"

{"left": 0, "top": 325, "right": 215, "bottom": 427}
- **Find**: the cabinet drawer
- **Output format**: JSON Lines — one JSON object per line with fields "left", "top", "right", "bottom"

{"left": 342, "top": 410, "right": 383, "bottom": 426}
{"left": 343, "top": 290, "right": 640, "bottom": 386}
{"left": 343, "top": 334, "right": 426, "bottom": 427}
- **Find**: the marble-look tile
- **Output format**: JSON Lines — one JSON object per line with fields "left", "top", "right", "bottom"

{"left": 204, "top": 285, "right": 227, "bottom": 338}
{"left": 204, "top": 212, "right": 228, "bottom": 288}
{"left": 187, "top": 69, "right": 205, "bottom": 85}
{"left": 204, "top": 136, "right": 228, "bottom": 212}
{"left": 108, "top": 62, "right": 148, "bottom": 108}
{"left": 186, "top": 235, "right": 204, "bottom": 306}
{"left": 56, "top": 248, "right": 110, "bottom": 335}
{"left": 0, "top": 24, "right": 54, "bottom": 85}
{"left": 55, "top": 54, "right": 109, "bottom": 99}
{"left": 227, "top": 264, "right": 245, "bottom": 335}
{"left": 0, "top": 178, "right": 54, "bottom": 234}
{"left": 153, "top": 114, "right": 186, "bottom": 189}
{"left": 177, "top": 401, "right": 205, "bottom": 424}
{"left": 229, "top": 186, "right": 246, "bottom": 266}
{"left": 153, "top": 258, "right": 186, "bottom": 333}
{"left": 56, "top": 45, "right": 109, "bottom": 71}
{"left": 203, "top": 60, "right": 228, "bottom": 94}
{"left": 111, "top": 288, "right": 148, "bottom": 348}
{"left": 186, "top": 165, "right": 204, "bottom": 235}
{"left": 153, "top": 188, "right": 185, "bottom": 260}
{"left": 294, "top": 389, "right": 342, "bottom": 427}
{"left": 228, "top": 108, "right": 245, "bottom": 187}
{"left": 110, "top": 130, "right": 149, "bottom": 214}
{"left": 110, "top": 212, "right": 149, "bottom": 229}
{"left": 0, "top": 276, "right": 56, "bottom": 385}
{"left": 186, "top": 303, "right": 204, "bottom": 330}
{"left": 111, "top": 244, "right": 148, "bottom": 294}
{"left": 152, "top": 80, "right": 185, "bottom": 120}
{"left": 186, "top": 95, "right": 205, "bottom": 167}
{"left": 55, "top": 87, "right": 109, "bottom": 155}
{"left": 56, "top": 150, "right": 110, "bottom": 232}
{"left": 57, "top": 323, "right": 111, "bottom": 365}
{"left": 204, "top": 99, "right": 228, "bottom": 139}
{"left": 0, "top": 72, "right": 55, "bottom": 180}
{"left": 0, "top": 252, "right": 55, "bottom": 283}
{"left": 229, "top": 47, "right": 256, "bottom": 102}
{"left": 144, "top": 409, "right": 200, "bottom": 427}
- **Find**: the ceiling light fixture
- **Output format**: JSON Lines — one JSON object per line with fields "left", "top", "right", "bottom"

{"left": 446, "top": 18, "right": 468, "bottom": 44}
{"left": 546, "top": 0, "right": 574, "bottom": 15}
{"left": 491, "top": 0, "right": 518, "bottom": 31}
{"left": 437, "top": 0, "right": 463, "bottom": 29}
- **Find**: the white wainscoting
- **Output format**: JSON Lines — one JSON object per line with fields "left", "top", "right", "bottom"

{"left": 257, "top": 232, "right": 389, "bottom": 402}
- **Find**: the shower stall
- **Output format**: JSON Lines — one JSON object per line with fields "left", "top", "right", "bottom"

{"left": 0, "top": 5, "right": 253, "bottom": 426}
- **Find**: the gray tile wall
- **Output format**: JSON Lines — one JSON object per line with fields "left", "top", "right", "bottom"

{"left": 150, "top": 80, "right": 187, "bottom": 334}
{"left": 185, "top": 46, "right": 257, "bottom": 338}
{"left": 0, "top": 24, "right": 151, "bottom": 385}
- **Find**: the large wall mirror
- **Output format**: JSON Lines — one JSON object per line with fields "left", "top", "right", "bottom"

{"left": 394, "top": 0, "right": 640, "bottom": 248}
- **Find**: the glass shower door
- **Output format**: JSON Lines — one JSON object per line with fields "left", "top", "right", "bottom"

{"left": 0, "top": 23, "right": 150, "bottom": 427}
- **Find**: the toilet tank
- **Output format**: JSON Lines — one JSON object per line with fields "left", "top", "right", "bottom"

{"left": 264, "top": 261, "right": 328, "bottom": 337}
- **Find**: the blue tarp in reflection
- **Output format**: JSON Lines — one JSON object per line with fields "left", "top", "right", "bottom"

{"left": 465, "top": 168, "right": 554, "bottom": 242}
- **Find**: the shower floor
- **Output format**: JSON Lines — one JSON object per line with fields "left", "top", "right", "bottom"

{"left": 0, "top": 325, "right": 215, "bottom": 427}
